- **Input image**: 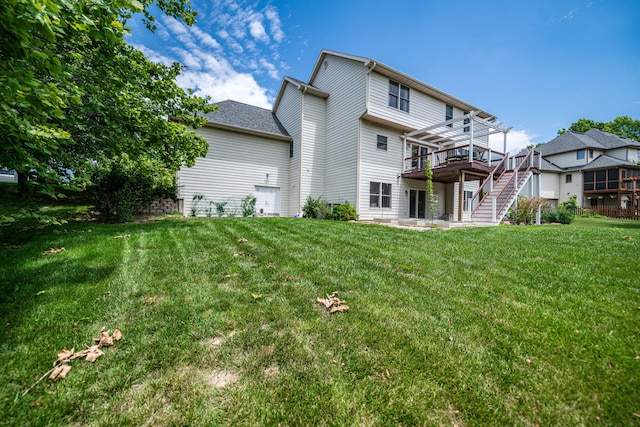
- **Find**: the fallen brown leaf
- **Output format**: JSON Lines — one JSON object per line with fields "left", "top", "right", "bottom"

{"left": 329, "top": 304, "right": 349, "bottom": 313}
{"left": 49, "top": 364, "right": 72, "bottom": 381}
{"left": 55, "top": 348, "right": 74, "bottom": 364}
{"left": 95, "top": 330, "right": 114, "bottom": 347}
{"left": 43, "top": 247, "right": 65, "bottom": 256}
{"left": 113, "top": 329, "right": 122, "bottom": 341}
{"left": 238, "top": 238, "right": 248, "bottom": 243}
{"left": 317, "top": 291, "right": 349, "bottom": 314}
{"left": 29, "top": 401, "right": 42, "bottom": 407}
{"left": 85, "top": 347, "right": 104, "bottom": 363}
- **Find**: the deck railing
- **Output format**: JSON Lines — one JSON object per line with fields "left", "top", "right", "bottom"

{"left": 403, "top": 145, "right": 506, "bottom": 173}
{"left": 575, "top": 206, "right": 639, "bottom": 220}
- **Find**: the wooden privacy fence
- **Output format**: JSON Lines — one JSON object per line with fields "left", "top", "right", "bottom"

{"left": 576, "top": 206, "right": 639, "bottom": 220}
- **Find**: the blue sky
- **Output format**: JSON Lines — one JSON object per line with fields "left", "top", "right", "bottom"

{"left": 127, "top": 0, "right": 640, "bottom": 152}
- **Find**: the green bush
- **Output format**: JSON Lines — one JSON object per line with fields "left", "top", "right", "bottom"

{"left": 507, "top": 196, "right": 545, "bottom": 225}
{"left": 302, "top": 195, "right": 329, "bottom": 219}
{"left": 326, "top": 202, "right": 358, "bottom": 221}
{"left": 241, "top": 195, "right": 257, "bottom": 217}
{"left": 214, "top": 201, "right": 227, "bottom": 217}
{"left": 90, "top": 154, "right": 176, "bottom": 222}
{"left": 542, "top": 195, "right": 576, "bottom": 224}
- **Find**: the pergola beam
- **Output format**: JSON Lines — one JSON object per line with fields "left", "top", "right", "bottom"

{"left": 407, "top": 111, "right": 479, "bottom": 137}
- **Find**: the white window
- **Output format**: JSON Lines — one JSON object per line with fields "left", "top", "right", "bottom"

{"left": 463, "top": 190, "right": 473, "bottom": 211}
{"left": 446, "top": 104, "right": 453, "bottom": 127}
{"left": 376, "top": 135, "right": 388, "bottom": 150}
{"left": 388, "top": 80, "right": 409, "bottom": 112}
{"left": 370, "top": 182, "right": 392, "bottom": 208}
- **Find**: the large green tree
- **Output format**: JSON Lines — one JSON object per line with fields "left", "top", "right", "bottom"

{"left": 558, "top": 116, "right": 640, "bottom": 141}
{"left": 0, "top": 0, "right": 213, "bottom": 197}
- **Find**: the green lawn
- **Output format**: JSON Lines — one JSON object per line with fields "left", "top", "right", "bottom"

{"left": 1, "top": 188, "right": 639, "bottom": 425}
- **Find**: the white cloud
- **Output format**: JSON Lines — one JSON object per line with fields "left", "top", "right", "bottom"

{"left": 265, "top": 6, "right": 284, "bottom": 42}
{"left": 489, "top": 129, "right": 539, "bottom": 154}
{"left": 249, "top": 19, "right": 269, "bottom": 43}
{"left": 169, "top": 47, "right": 202, "bottom": 70}
{"left": 130, "top": 43, "right": 174, "bottom": 66}
{"left": 130, "top": 1, "right": 288, "bottom": 110}
{"left": 259, "top": 58, "right": 279, "bottom": 79}
{"left": 191, "top": 26, "right": 221, "bottom": 50}
{"left": 178, "top": 70, "right": 272, "bottom": 109}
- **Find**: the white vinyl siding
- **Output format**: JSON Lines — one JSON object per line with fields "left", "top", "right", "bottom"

{"left": 559, "top": 172, "right": 581, "bottom": 203}
{"left": 367, "top": 72, "right": 489, "bottom": 148}
{"left": 178, "top": 127, "right": 290, "bottom": 217}
{"left": 452, "top": 180, "right": 479, "bottom": 221}
{"left": 311, "top": 54, "right": 367, "bottom": 205}
{"left": 359, "top": 122, "right": 403, "bottom": 219}
{"left": 539, "top": 172, "right": 560, "bottom": 200}
{"left": 274, "top": 82, "right": 302, "bottom": 214}
{"left": 546, "top": 151, "right": 592, "bottom": 168}
{"left": 300, "top": 93, "right": 326, "bottom": 201}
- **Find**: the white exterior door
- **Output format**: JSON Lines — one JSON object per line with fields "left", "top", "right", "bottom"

{"left": 255, "top": 186, "right": 281, "bottom": 216}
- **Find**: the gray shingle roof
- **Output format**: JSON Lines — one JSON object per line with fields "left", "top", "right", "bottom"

{"left": 203, "top": 100, "right": 289, "bottom": 138}
{"left": 583, "top": 128, "right": 640, "bottom": 149}
{"left": 537, "top": 129, "right": 640, "bottom": 156}
{"left": 540, "top": 158, "right": 564, "bottom": 172}
{"left": 536, "top": 132, "right": 605, "bottom": 156}
{"left": 580, "top": 154, "right": 639, "bottom": 171}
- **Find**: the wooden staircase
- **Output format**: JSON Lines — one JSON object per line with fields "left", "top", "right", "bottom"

{"left": 470, "top": 150, "right": 541, "bottom": 224}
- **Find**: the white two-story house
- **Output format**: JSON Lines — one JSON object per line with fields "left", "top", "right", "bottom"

{"left": 178, "top": 50, "right": 540, "bottom": 223}
{"left": 533, "top": 129, "right": 640, "bottom": 210}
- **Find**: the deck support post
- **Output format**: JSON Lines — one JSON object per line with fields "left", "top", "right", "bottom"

{"left": 458, "top": 172, "right": 464, "bottom": 222}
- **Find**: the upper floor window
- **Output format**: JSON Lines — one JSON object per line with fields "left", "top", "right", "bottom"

{"left": 376, "top": 135, "right": 388, "bottom": 151}
{"left": 446, "top": 104, "right": 453, "bottom": 127}
{"left": 589, "top": 149, "right": 594, "bottom": 158}
{"left": 577, "top": 149, "right": 585, "bottom": 160}
{"left": 565, "top": 174, "right": 572, "bottom": 183}
{"left": 388, "top": 80, "right": 410, "bottom": 112}
{"left": 289, "top": 141, "right": 294, "bottom": 158}
{"left": 463, "top": 118, "right": 470, "bottom": 133}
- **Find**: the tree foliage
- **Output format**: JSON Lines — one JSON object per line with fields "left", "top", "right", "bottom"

{"left": 558, "top": 116, "right": 640, "bottom": 141}
{"left": 424, "top": 159, "right": 438, "bottom": 224}
{"left": 0, "top": 0, "right": 214, "bottom": 198}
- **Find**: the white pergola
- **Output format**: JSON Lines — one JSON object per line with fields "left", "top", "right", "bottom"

{"left": 402, "top": 111, "right": 513, "bottom": 157}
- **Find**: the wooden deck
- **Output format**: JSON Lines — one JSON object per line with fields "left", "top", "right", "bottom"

{"left": 402, "top": 160, "right": 495, "bottom": 183}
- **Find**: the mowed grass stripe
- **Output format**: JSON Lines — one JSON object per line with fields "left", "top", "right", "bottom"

{"left": 0, "top": 216, "right": 638, "bottom": 426}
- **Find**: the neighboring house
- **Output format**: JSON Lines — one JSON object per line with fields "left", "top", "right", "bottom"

{"left": 178, "top": 50, "right": 540, "bottom": 223}
{"left": 0, "top": 169, "right": 17, "bottom": 183}
{"left": 529, "top": 129, "right": 640, "bottom": 210}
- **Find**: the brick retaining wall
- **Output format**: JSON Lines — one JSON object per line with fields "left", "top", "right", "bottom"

{"left": 138, "top": 198, "right": 182, "bottom": 215}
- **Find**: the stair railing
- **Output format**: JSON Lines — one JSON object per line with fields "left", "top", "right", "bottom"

{"left": 494, "top": 150, "right": 538, "bottom": 219}
{"left": 469, "top": 152, "right": 509, "bottom": 216}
